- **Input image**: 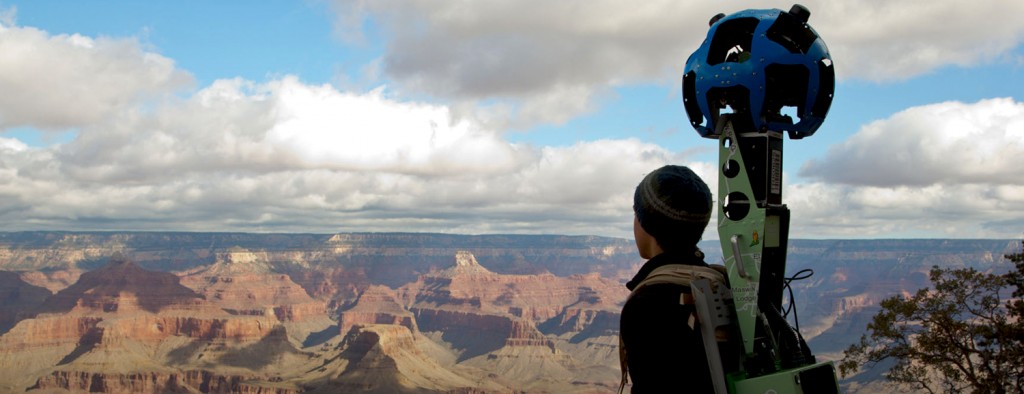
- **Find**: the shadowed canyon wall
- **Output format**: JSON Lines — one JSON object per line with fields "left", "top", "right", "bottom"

{"left": 0, "top": 232, "right": 1017, "bottom": 393}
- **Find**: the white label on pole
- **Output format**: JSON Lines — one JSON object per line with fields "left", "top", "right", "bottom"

{"left": 771, "top": 149, "right": 782, "bottom": 195}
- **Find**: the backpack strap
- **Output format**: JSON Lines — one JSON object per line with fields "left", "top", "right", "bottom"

{"left": 619, "top": 264, "right": 728, "bottom": 393}
{"left": 630, "top": 263, "right": 727, "bottom": 296}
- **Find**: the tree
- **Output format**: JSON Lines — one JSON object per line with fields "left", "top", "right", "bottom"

{"left": 839, "top": 241, "right": 1024, "bottom": 394}
{"left": 1006, "top": 241, "right": 1024, "bottom": 323}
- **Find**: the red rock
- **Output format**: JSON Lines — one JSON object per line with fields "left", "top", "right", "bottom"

{"left": 179, "top": 249, "right": 326, "bottom": 322}
{"left": 338, "top": 285, "right": 417, "bottom": 336}
{"left": 0, "top": 248, "right": 629, "bottom": 393}
{"left": 36, "top": 254, "right": 203, "bottom": 315}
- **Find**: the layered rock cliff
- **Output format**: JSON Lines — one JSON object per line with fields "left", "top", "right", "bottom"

{"left": 0, "top": 255, "right": 311, "bottom": 393}
{"left": 0, "top": 232, "right": 1016, "bottom": 393}
{"left": 306, "top": 324, "right": 506, "bottom": 393}
{"left": 179, "top": 247, "right": 327, "bottom": 323}
{"left": 0, "top": 246, "right": 630, "bottom": 393}
{"left": 0, "top": 232, "right": 639, "bottom": 281}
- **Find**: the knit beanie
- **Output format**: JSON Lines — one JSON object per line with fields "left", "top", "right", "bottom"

{"left": 633, "top": 165, "right": 713, "bottom": 250}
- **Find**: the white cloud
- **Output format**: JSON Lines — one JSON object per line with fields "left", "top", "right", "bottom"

{"left": 0, "top": 58, "right": 696, "bottom": 235}
{"left": 785, "top": 182, "right": 1024, "bottom": 239}
{"left": 782, "top": 97, "right": 1024, "bottom": 239}
{"left": 800, "top": 98, "right": 1024, "bottom": 187}
{"left": 0, "top": 136, "right": 26, "bottom": 152}
{"left": 51, "top": 76, "right": 539, "bottom": 182}
{"left": 814, "top": 1, "right": 1024, "bottom": 82}
{"left": 329, "top": 0, "right": 717, "bottom": 126}
{"left": 0, "top": 137, "right": 691, "bottom": 236}
{"left": 0, "top": 10, "right": 713, "bottom": 236}
{"left": 3, "top": 4, "right": 1022, "bottom": 240}
{"left": 329, "top": 0, "right": 1024, "bottom": 126}
{"left": 0, "top": 21, "right": 192, "bottom": 130}
{"left": 266, "top": 78, "right": 535, "bottom": 174}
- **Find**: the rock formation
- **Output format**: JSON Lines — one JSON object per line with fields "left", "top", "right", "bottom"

{"left": 179, "top": 248, "right": 328, "bottom": 322}
{"left": 34, "top": 252, "right": 206, "bottom": 315}
{"left": 305, "top": 324, "right": 507, "bottom": 393}
{"left": 394, "top": 250, "right": 625, "bottom": 391}
{"left": 337, "top": 285, "right": 417, "bottom": 336}
{"left": 0, "top": 255, "right": 310, "bottom": 393}
{"left": 0, "top": 270, "right": 51, "bottom": 335}
{"left": 0, "top": 232, "right": 1016, "bottom": 393}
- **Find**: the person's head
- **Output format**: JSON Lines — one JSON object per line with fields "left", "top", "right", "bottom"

{"left": 632, "top": 165, "right": 712, "bottom": 258}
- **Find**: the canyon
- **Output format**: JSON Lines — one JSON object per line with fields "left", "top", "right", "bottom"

{"left": 0, "top": 232, "right": 1017, "bottom": 393}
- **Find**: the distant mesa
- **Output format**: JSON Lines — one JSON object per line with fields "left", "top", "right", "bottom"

{"left": 210, "top": 247, "right": 274, "bottom": 275}
{"left": 179, "top": 246, "right": 327, "bottom": 323}
{"left": 36, "top": 253, "right": 204, "bottom": 315}
{"left": 338, "top": 285, "right": 417, "bottom": 336}
{"left": 432, "top": 250, "right": 496, "bottom": 278}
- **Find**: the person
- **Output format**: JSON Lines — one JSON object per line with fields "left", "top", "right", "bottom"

{"left": 618, "top": 164, "right": 727, "bottom": 393}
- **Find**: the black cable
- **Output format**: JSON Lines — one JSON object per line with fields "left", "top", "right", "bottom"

{"left": 782, "top": 268, "right": 814, "bottom": 332}
{"left": 782, "top": 268, "right": 816, "bottom": 364}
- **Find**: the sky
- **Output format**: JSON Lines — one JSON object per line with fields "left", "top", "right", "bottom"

{"left": 0, "top": 0, "right": 1023, "bottom": 241}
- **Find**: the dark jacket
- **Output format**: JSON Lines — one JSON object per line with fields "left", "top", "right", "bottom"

{"left": 620, "top": 248, "right": 715, "bottom": 393}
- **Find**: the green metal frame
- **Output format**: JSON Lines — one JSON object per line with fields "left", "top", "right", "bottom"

{"left": 708, "top": 116, "right": 840, "bottom": 393}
